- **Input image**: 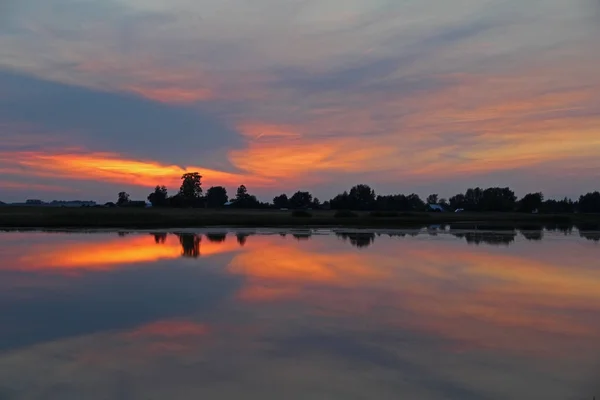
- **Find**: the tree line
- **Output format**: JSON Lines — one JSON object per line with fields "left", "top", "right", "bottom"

{"left": 114, "top": 172, "right": 600, "bottom": 213}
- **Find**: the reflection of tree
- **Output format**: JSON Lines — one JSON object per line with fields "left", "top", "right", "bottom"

{"left": 292, "top": 233, "right": 312, "bottom": 241}
{"left": 336, "top": 232, "right": 376, "bottom": 248}
{"left": 236, "top": 233, "right": 250, "bottom": 246}
{"left": 117, "top": 232, "right": 130, "bottom": 237}
{"left": 279, "top": 233, "right": 287, "bottom": 238}
{"left": 452, "top": 232, "right": 516, "bottom": 246}
{"left": 573, "top": 223, "right": 600, "bottom": 242}
{"left": 206, "top": 233, "right": 227, "bottom": 243}
{"left": 386, "top": 231, "right": 421, "bottom": 238}
{"left": 152, "top": 233, "right": 167, "bottom": 244}
{"left": 544, "top": 224, "right": 573, "bottom": 235}
{"left": 178, "top": 234, "right": 201, "bottom": 258}
{"left": 579, "top": 232, "right": 600, "bottom": 242}
{"left": 520, "top": 230, "right": 544, "bottom": 241}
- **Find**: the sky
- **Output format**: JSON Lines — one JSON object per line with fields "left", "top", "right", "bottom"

{"left": 0, "top": 0, "right": 599, "bottom": 202}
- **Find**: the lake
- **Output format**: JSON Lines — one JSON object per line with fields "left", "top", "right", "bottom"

{"left": 0, "top": 228, "right": 599, "bottom": 399}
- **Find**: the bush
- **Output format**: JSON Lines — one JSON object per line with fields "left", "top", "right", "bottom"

{"left": 119, "top": 201, "right": 147, "bottom": 208}
{"left": 369, "top": 211, "right": 399, "bottom": 218}
{"left": 334, "top": 210, "right": 359, "bottom": 218}
{"left": 292, "top": 210, "right": 312, "bottom": 218}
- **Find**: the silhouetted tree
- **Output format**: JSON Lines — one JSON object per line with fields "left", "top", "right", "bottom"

{"left": 179, "top": 172, "right": 203, "bottom": 199}
{"left": 349, "top": 184, "right": 376, "bottom": 210}
{"left": 449, "top": 194, "right": 466, "bottom": 210}
{"left": 273, "top": 194, "right": 289, "bottom": 209}
{"left": 518, "top": 192, "right": 543, "bottom": 213}
{"left": 117, "top": 192, "right": 130, "bottom": 206}
{"left": 449, "top": 187, "right": 516, "bottom": 212}
{"left": 374, "top": 193, "right": 424, "bottom": 211}
{"left": 427, "top": 194, "right": 439, "bottom": 205}
{"left": 578, "top": 192, "right": 600, "bottom": 213}
{"left": 233, "top": 185, "right": 261, "bottom": 208}
{"left": 330, "top": 191, "right": 351, "bottom": 210}
{"left": 541, "top": 197, "right": 575, "bottom": 213}
{"left": 289, "top": 191, "right": 313, "bottom": 209}
{"left": 481, "top": 187, "right": 517, "bottom": 211}
{"left": 312, "top": 197, "right": 321, "bottom": 208}
{"left": 206, "top": 186, "right": 228, "bottom": 208}
{"left": 407, "top": 194, "right": 425, "bottom": 211}
{"left": 148, "top": 185, "right": 168, "bottom": 207}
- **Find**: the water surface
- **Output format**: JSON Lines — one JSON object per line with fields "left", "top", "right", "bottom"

{"left": 0, "top": 229, "right": 599, "bottom": 399}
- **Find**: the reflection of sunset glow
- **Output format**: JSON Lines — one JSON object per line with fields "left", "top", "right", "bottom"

{"left": 199, "top": 238, "right": 241, "bottom": 257}
{"left": 17, "top": 236, "right": 182, "bottom": 271}
{"left": 11, "top": 234, "right": 243, "bottom": 272}
{"left": 228, "top": 238, "right": 390, "bottom": 302}
{"left": 228, "top": 235, "right": 600, "bottom": 355}
{"left": 228, "top": 241, "right": 388, "bottom": 284}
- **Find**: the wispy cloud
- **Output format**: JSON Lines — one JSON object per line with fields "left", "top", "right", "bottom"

{"left": 0, "top": 0, "right": 598, "bottom": 199}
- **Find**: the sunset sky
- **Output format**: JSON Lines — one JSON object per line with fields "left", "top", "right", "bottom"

{"left": 1, "top": 0, "right": 599, "bottom": 202}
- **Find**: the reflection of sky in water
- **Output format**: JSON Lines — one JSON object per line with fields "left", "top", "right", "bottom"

{"left": 0, "top": 230, "right": 599, "bottom": 399}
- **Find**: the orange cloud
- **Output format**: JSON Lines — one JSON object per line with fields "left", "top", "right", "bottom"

{"left": 125, "top": 85, "right": 213, "bottom": 104}
{"left": 124, "top": 320, "right": 210, "bottom": 339}
{"left": 2, "top": 150, "right": 273, "bottom": 189}
{"left": 228, "top": 135, "right": 396, "bottom": 180}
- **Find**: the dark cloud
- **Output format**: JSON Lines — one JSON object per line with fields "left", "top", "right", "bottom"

{"left": 0, "top": 69, "right": 243, "bottom": 167}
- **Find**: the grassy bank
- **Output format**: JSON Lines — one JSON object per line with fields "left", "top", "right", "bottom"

{"left": 0, "top": 207, "right": 599, "bottom": 229}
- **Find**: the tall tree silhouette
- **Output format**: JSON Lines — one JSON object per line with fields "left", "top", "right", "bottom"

{"left": 117, "top": 192, "right": 130, "bottom": 206}
{"left": 148, "top": 186, "right": 168, "bottom": 207}
{"left": 179, "top": 173, "right": 203, "bottom": 199}
{"left": 206, "top": 186, "right": 228, "bottom": 208}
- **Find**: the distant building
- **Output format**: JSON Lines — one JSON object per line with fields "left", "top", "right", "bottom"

{"left": 427, "top": 204, "right": 445, "bottom": 212}
{"left": 49, "top": 200, "right": 97, "bottom": 208}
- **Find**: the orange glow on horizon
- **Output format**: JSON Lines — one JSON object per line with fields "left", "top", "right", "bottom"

{"left": 3, "top": 150, "right": 273, "bottom": 189}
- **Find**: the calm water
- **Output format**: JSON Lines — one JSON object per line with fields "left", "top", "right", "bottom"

{"left": 0, "top": 229, "right": 599, "bottom": 399}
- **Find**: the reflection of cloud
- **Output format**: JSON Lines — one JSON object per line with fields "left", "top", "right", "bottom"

{"left": 229, "top": 234, "right": 600, "bottom": 356}
{"left": 15, "top": 235, "right": 182, "bottom": 271}
{"left": 2, "top": 232, "right": 600, "bottom": 398}
{"left": 7, "top": 233, "right": 244, "bottom": 273}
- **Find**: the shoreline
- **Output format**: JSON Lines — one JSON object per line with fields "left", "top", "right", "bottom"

{"left": 0, "top": 207, "right": 599, "bottom": 230}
